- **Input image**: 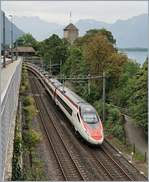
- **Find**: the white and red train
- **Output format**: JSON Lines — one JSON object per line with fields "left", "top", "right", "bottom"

{"left": 27, "top": 63, "right": 104, "bottom": 145}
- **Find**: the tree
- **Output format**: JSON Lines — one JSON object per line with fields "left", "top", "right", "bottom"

{"left": 38, "top": 34, "right": 69, "bottom": 74}
{"left": 86, "top": 28, "right": 116, "bottom": 45}
{"left": 128, "top": 60, "right": 148, "bottom": 137}
{"left": 63, "top": 29, "right": 127, "bottom": 101}
{"left": 61, "top": 46, "right": 87, "bottom": 76}
{"left": 84, "top": 33, "right": 125, "bottom": 93}
{"left": 16, "top": 33, "right": 38, "bottom": 50}
{"left": 75, "top": 28, "right": 116, "bottom": 47}
{"left": 108, "top": 59, "right": 140, "bottom": 107}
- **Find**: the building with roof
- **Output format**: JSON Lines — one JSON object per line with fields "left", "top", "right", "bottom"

{"left": 64, "top": 23, "right": 79, "bottom": 44}
{"left": 12, "top": 46, "right": 35, "bottom": 57}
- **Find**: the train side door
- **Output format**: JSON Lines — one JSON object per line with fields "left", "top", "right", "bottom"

{"left": 73, "top": 109, "right": 80, "bottom": 131}
{"left": 54, "top": 88, "right": 58, "bottom": 104}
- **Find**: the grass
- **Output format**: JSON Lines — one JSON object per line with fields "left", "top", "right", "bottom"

{"left": 107, "top": 135, "right": 146, "bottom": 163}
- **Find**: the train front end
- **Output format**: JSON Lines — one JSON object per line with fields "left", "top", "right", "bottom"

{"left": 79, "top": 105, "right": 104, "bottom": 145}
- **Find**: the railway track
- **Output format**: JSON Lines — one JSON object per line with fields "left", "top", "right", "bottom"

{"left": 43, "top": 92, "right": 115, "bottom": 180}
{"left": 90, "top": 146, "right": 134, "bottom": 181}
{"left": 28, "top": 69, "right": 147, "bottom": 181}
{"left": 102, "top": 140, "right": 147, "bottom": 181}
{"left": 29, "top": 72, "right": 89, "bottom": 181}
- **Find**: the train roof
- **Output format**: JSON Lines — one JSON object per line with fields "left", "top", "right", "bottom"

{"left": 49, "top": 77, "right": 94, "bottom": 109}
{"left": 32, "top": 65, "right": 95, "bottom": 110}
{"left": 58, "top": 85, "right": 94, "bottom": 109}
{"left": 64, "top": 87, "right": 85, "bottom": 104}
{"left": 50, "top": 79, "right": 62, "bottom": 88}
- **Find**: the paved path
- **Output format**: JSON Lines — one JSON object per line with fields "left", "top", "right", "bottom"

{"left": 0, "top": 58, "right": 22, "bottom": 180}
{"left": 1, "top": 59, "right": 21, "bottom": 102}
{"left": 124, "top": 115, "right": 148, "bottom": 155}
{"left": 1, "top": 59, "right": 20, "bottom": 92}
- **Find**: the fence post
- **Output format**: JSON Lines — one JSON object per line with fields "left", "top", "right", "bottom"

{"left": 133, "top": 143, "right": 135, "bottom": 153}
{"left": 144, "top": 152, "right": 147, "bottom": 162}
{"left": 88, "top": 74, "right": 91, "bottom": 95}
{"left": 102, "top": 72, "right": 106, "bottom": 123}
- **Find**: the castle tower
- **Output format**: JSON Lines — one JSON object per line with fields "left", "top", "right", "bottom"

{"left": 63, "top": 13, "right": 79, "bottom": 44}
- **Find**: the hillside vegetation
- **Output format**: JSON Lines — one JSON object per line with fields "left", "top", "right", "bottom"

{"left": 17, "top": 30, "right": 148, "bottom": 140}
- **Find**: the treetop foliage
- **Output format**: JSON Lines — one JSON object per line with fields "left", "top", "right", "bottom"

{"left": 16, "top": 33, "right": 38, "bottom": 50}
{"left": 86, "top": 28, "right": 116, "bottom": 45}
{"left": 75, "top": 28, "right": 116, "bottom": 47}
{"left": 38, "top": 34, "right": 69, "bottom": 74}
{"left": 18, "top": 28, "right": 147, "bottom": 138}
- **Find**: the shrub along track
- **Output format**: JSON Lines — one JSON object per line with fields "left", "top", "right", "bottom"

{"left": 28, "top": 70, "right": 147, "bottom": 181}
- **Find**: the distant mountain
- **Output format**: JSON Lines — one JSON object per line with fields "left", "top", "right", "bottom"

{"left": 76, "top": 14, "right": 148, "bottom": 48}
{"left": 14, "top": 16, "right": 64, "bottom": 40}
{"left": 1, "top": 12, "right": 24, "bottom": 46}
{"left": 13, "top": 13, "right": 148, "bottom": 48}
{"left": 109, "top": 14, "right": 148, "bottom": 48}
{"left": 76, "top": 19, "right": 110, "bottom": 35}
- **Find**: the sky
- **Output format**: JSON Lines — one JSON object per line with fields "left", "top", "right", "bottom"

{"left": 2, "top": 1, "right": 148, "bottom": 25}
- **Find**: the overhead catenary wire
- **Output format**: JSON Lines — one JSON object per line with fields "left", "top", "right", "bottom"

{"left": 56, "top": 73, "right": 106, "bottom": 122}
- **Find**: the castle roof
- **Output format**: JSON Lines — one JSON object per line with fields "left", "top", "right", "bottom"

{"left": 64, "top": 23, "right": 78, "bottom": 31}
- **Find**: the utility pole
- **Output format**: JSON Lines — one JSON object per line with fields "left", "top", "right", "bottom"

{"left": 16, "top": 39, "right": 18, "bottom": 60}
{"left": 69, "top": 11, "right": 72, "bottom": 23}
{"left": 62, "top": 74, "right": 65, "bottom": 92}
{"left": 9, "top": 15, "right": 13, "bottom": 62}
{"left": 88, "top": 74, "right": 91, "bottom": 95}
{"left": 102, "top": 72, "right": 106, "bottom": 123}
{"left": 3, "top": 12, "right": 6, "bottom": 68}
{"left": 60, "top": 60, "right": 62, "bottom": 74}
{"left": 56, "top": 74, "right": 106, "bottom": 122}
{"left": 50, "top": 59, "right": 52, "bottom": 75}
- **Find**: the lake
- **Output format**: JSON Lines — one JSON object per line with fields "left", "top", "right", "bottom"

{"left": 119, "top": 50, "right": 148, "bottom": 65}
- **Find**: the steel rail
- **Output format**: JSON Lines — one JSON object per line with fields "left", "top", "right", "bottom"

{"left": 43, "top": 93, "right": 113, "bottom": 181}
{"left": 31, "top": 69, "right": 132, "bottom": 181}
{"left": 30, "top": 72, "right": 86, "bottom": 181}
{"left": 29, "top": 77, "right": 68, "bottom": 181}
{"left": 103, "top": 139, "right": 147, "bottom": 180}
{"left": 91, "top": 153, "right": 115, "bottom": 180}
{"left": 27, "top": 65, "right": 147, "bottom": 181}
{"left": 34, "top": 76, "right": 86, "bottom": 181}
{"left": 101, "top": 146, "right": 134, "bottom": 181}
{"left": 32, "top": 70, "right": 131, "bottom": 181}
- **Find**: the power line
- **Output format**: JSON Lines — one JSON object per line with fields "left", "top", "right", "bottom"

{"left": 56, "top": 73, "right": 106, "bottom": 122}
{"left": 3, "top": 12, "right": 6, "bottom": 68}
{"left": 56, "top": 75, "right": 104, "bottom": 80}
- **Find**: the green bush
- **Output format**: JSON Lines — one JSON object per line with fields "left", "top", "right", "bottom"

{"left": 24, "top": 157, "right": 46, "bottom": 180}
{"left": 106, "top": 104, "right": 125, "bottom": 140}
{"left": 23, "top": 96, "right": 35, "bottom": 107}
{"left": 23, "top": 129, "right": 41, "bottom": 150}
{"left": 93, "top": 101, "right": 125, "bottom": 141}
{"left": 12, "top": 120, "right": 23, "bottom": 180}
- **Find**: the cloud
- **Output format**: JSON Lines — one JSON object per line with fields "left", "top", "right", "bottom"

{"left": 2, "top": 1, "right": 148, "bottom": 24}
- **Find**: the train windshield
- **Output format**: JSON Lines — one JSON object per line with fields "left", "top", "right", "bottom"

{"left": 82, "top": 112, "right": 99, "bottom": 124}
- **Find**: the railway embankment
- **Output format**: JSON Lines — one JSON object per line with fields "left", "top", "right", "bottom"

{"left": 65, "top": 77, "right": 148, "bottom": 176}
{"left": 28, "top": 64, "right": 147, "bottom": 180}
{"left": 12, "top": 65, "right": 46, "bottom": 180}
{"left": 65, "top": 78, "right": 148, "bottom": 176}
{"left": 12, "top": 63, "right": 147, "bottom": 180}
{"left": 124, "top": 115, "right": 147, "bottom": 155}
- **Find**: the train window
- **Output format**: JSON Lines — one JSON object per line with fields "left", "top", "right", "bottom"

{"left": 82, "top": 112, "right": 99, "bottom": 124}
{"left": 77, "top": 114, "right": 80, "bottom": 122}
{"left": 48, "top": 85, "right": 53, "bottom": 94}
{"left": 88, "top": 123, "right": 99, "bottom": 128}
{"left": 57, "top": 96, "right": 72, "bottom": 115}
{"left": 50, "top": 88, "right": 53, "bottom": 94}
